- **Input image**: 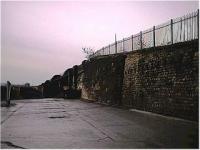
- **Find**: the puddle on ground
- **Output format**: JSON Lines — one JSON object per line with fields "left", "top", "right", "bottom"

{"left": 43, "top": 108, "right": 64, "bottom": 110}
{"left": 48, "top": 116, "right": 66, "bottom": 119}
{"left": 48, "top": 114, "right": 71, "bottom": 119}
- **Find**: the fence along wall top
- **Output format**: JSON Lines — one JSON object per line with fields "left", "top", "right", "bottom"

{"left": 92, "top": 9, "right": 198, "bottom": 57}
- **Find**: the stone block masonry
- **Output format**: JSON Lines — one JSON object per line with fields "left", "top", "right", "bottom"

{"left": 122, "top": 40, "right": 198, "bottom": 121}
{"left": 79, "top": 54, "right": 126, "bottom": 105}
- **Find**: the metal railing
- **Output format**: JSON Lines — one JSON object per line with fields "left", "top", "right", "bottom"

{"left": 90, "top": 10, "right": 199, "bottom": 58}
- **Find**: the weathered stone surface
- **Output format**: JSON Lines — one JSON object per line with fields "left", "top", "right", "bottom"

{"left": 79, "top": 54, "right": 126, "bottom": 105}
{"left": 122, "top": 40, "right": 198, "bottom": 121}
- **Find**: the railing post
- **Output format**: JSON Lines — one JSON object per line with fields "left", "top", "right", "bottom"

{"left": 171, "top": 19, "right": 173, "bottom": 44}
{"left": 123, "top": 38, "right": 125, "bottom": 52}
{"left": 153, "top": 26, "right": 155, "bottom": 48}
{"left": 109, "top": 44, "right": 110, "bottom": 54}
{"left": 131, "top": 35, "right": 133, "bottom": 51}
{"left": 197, "top": 9, "right": 199, "bottom": 40}
{"left": 115, "top": 34, "right": 117, "bottom": 54}
{"left": 183, "top": 16, "right": 185, "bottom": 41}
{"left": 187, "top": 15, "right": 189, "bottom": 41}
{"left": 140, "top": 31, "right": 142, "bottom": 50}
{"left": 180, "top": 18, "right": 182, "bottom": 41}
{"left": 115, "top": 42, "right": 117, "bottom": 54}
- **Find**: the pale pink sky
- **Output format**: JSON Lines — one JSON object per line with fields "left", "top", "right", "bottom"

{"left": 1, "top": 1, "right": 198, "bottom": 85}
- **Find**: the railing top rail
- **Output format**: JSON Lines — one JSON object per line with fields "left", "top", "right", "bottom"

{"left": 124, "top": 36, "right": 132, "bottom": 41}
{"left": 117, "top": 39, "right": 123, "bottom": 43}
{"left": 143, "top": 28, "right": 154, "bottom": 34}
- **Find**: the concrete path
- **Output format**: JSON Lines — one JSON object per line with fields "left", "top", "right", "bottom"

{"left": 1, "top": 98, "right": 198, "bottom": 148}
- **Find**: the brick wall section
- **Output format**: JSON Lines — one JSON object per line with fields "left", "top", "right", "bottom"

{"left": 80, "top": 54, "right": 126, "bottom": 105}
{"left": 122, "top": 40, "right": 198, "bottom": 121}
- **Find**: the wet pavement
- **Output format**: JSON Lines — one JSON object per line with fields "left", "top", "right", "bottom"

{"left": 1, "top": 98, "right": 198, "bottom": 148}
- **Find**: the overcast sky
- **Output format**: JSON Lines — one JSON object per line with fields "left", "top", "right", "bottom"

{"left": 1, "top": 1, "right": 198, "bottom": 86}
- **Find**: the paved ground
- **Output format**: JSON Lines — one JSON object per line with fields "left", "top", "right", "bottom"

{"left": 1, "top": 98, "right": 198, "bottom": 148}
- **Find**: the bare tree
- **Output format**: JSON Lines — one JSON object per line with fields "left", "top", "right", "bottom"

{"left": 136, "top": 36, "right": 147, "bottom": 48}
{"left": 82, "top": 47, "right": 95, "bottom": 59}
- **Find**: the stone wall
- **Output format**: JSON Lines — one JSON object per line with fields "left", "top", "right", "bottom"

{"left": 36, "top": 39, "right": 198, "bottom": 121}
{"left": 79, "top": 54, "right": 126, "bottom": 105}
{"left": 122, "top": 40, "right": 198, "bottom": 121}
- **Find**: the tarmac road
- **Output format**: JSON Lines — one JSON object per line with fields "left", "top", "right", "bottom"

{"left": 1, "top": 98, "right": 198, "bottom": 148}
